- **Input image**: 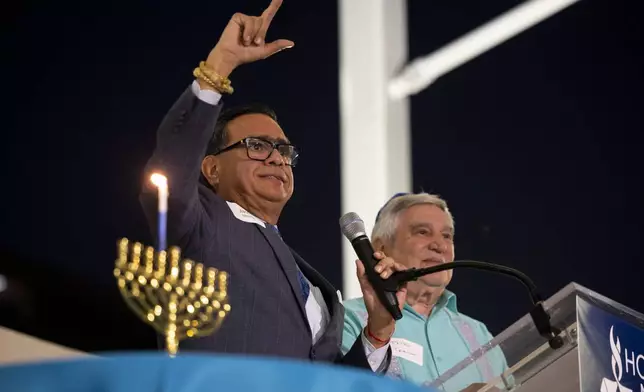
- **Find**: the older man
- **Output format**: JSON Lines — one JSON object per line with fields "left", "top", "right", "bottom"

{"left": 341, "top": 193, "right": 509, "bottom": 389}
{"left": 139, "top": 0, "right": 407, "bottom": 371}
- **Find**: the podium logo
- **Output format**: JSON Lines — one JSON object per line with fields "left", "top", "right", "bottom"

{"left": 600, "top": 326, "right": 644, "bottom": 392}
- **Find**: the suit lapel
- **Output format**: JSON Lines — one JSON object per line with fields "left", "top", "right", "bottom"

{"left": 289, "top": 248, "right": 344, "bottom": 350}
{"left": 255, "top": 225, "right": 309, "bottom": 321}
{"left": 254, "top": 224, "right": 345, "bottom": 354}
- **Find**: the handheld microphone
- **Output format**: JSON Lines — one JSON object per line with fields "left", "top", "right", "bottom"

{"left": 339, "top": 212, "right": 402, "bottom": 321}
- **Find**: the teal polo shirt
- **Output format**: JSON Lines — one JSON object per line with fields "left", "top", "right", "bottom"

{"left": 342, "top": 291, "right": 509, "bottom": 391}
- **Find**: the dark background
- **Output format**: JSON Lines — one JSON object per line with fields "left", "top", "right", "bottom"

{"left": 1, "top": 0, "right": 642, "bottom": 353}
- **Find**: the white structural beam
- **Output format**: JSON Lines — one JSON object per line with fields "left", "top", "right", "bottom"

{"left": 388, "top": 0, "right": 582, "bottom": 99}
{"left": 339, "top": 0, "right": 410, "bottom": 299}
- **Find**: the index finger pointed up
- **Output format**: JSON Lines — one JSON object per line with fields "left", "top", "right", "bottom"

{"left": 262, "top": 0, "right": 283, "bottom": 25}
{"left": 255, "top": 0, "right": 283, "bottom": 44}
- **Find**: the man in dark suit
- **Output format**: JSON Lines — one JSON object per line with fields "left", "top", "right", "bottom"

{"left": 140, "top": 0, "right": 408, "bottom": 372}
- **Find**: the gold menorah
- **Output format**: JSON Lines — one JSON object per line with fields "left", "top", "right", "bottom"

{"left": 113, "top": 238, "right": 230, "bottom": 356}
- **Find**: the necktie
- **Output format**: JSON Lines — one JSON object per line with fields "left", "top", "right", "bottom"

{"left": 269, "top": 224, "right": 310, "bottom": 302}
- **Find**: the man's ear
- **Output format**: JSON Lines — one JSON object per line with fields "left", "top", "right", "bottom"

{"left": 373, "top": 238, "right": 387, "bottom": 253}
{"left": 201, "top": 155, "right": 220, "bottom": 188}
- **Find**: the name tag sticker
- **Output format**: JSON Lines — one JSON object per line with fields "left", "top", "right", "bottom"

{"left": 226, "top": 201, "right": 266, "bottom": 228}
{"left": 390, "top": 338, "right": 424, "bottom": 366}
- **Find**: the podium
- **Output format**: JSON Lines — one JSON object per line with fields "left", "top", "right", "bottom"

{"left": 428, "top": 282, "right": 644, "bottom": 392}
{"left": 0, "top": 353, "right": 430, "bottom": 392}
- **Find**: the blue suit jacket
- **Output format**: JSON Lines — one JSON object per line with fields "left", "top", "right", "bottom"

{"left": 139, "top": 86, "right": 381, "bottom": 369}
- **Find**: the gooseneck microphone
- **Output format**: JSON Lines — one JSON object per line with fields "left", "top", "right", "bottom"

{"left": 339, "top": 212, "right": 403, "bottom": 321}
{"left": 389, "top": 261, "right": 563, "bottom": 349}
{"left": 389, "top": 261, "right": 540, "bottom": 302}
{"left": 340, "top": 212, "right": 563, "bottom": 349}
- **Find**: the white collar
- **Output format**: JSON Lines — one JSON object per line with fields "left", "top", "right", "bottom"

{"left": 226, "top": 201, "right": 266, "bottom": 228}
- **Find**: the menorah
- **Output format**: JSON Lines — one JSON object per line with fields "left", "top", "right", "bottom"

{"left": 113, "top": 238, "right": 230, "bottom": 356}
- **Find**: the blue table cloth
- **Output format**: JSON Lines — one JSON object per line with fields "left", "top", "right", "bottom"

{"left": 0, "top": 353, "right": 433, "bottom": 392}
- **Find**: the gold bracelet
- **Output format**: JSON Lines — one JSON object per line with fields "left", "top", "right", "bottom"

{"left": 193, "top": 62, "right": 234, "bottom": 94}
{"left": 201, "top": 62, "right": 231, "bottom": 85}
{"left": 193, "top": 68, "right": 234, "bottom": 94}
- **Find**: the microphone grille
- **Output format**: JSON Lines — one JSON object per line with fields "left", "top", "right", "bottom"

{"left": 339, "top": 212, "right": 367, "bottom": 241}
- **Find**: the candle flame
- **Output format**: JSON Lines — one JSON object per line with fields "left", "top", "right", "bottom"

{"left": 150, "top": 173, "right": 168, "bottom": 188}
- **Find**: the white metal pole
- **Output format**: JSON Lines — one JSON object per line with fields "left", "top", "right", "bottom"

{"left": 388, "top": 0, "right": 582, "bottom": 99}
{"left": 338, "top": 0, "right": 411, "bottom": 299}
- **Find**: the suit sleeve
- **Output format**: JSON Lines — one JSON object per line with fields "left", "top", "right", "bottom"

{"left": 139, "top": 82, "right": 224, "bottom": 243}
{"left": 335, "top": 334, "right": 371, "bottom": 369}
{"left": 335, "top": 303, "right": 392, "bottom": 372}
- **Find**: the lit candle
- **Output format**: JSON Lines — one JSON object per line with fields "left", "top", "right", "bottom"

{"left": 150, "top": 173, "right": 168, "bottom": 251}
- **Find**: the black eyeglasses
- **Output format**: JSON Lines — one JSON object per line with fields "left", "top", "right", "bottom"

{"left": 213, "top": 137, "right": 300, "bottom": 167}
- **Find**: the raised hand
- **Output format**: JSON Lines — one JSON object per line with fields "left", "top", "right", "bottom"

{"left": 205, "top": 0, "right": 294, "bottom": 79}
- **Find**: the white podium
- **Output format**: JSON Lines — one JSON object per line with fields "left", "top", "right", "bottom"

{"left": 429, "top": 282, "right": 644, "bottom": 392}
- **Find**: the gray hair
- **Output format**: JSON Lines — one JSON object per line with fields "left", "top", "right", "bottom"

{"left": 372, "top": 193, "right": 454, "bottom": 245}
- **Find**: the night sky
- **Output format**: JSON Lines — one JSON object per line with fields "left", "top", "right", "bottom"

{"left": 2, "top": 0, "right": 642, "bottom": 352}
